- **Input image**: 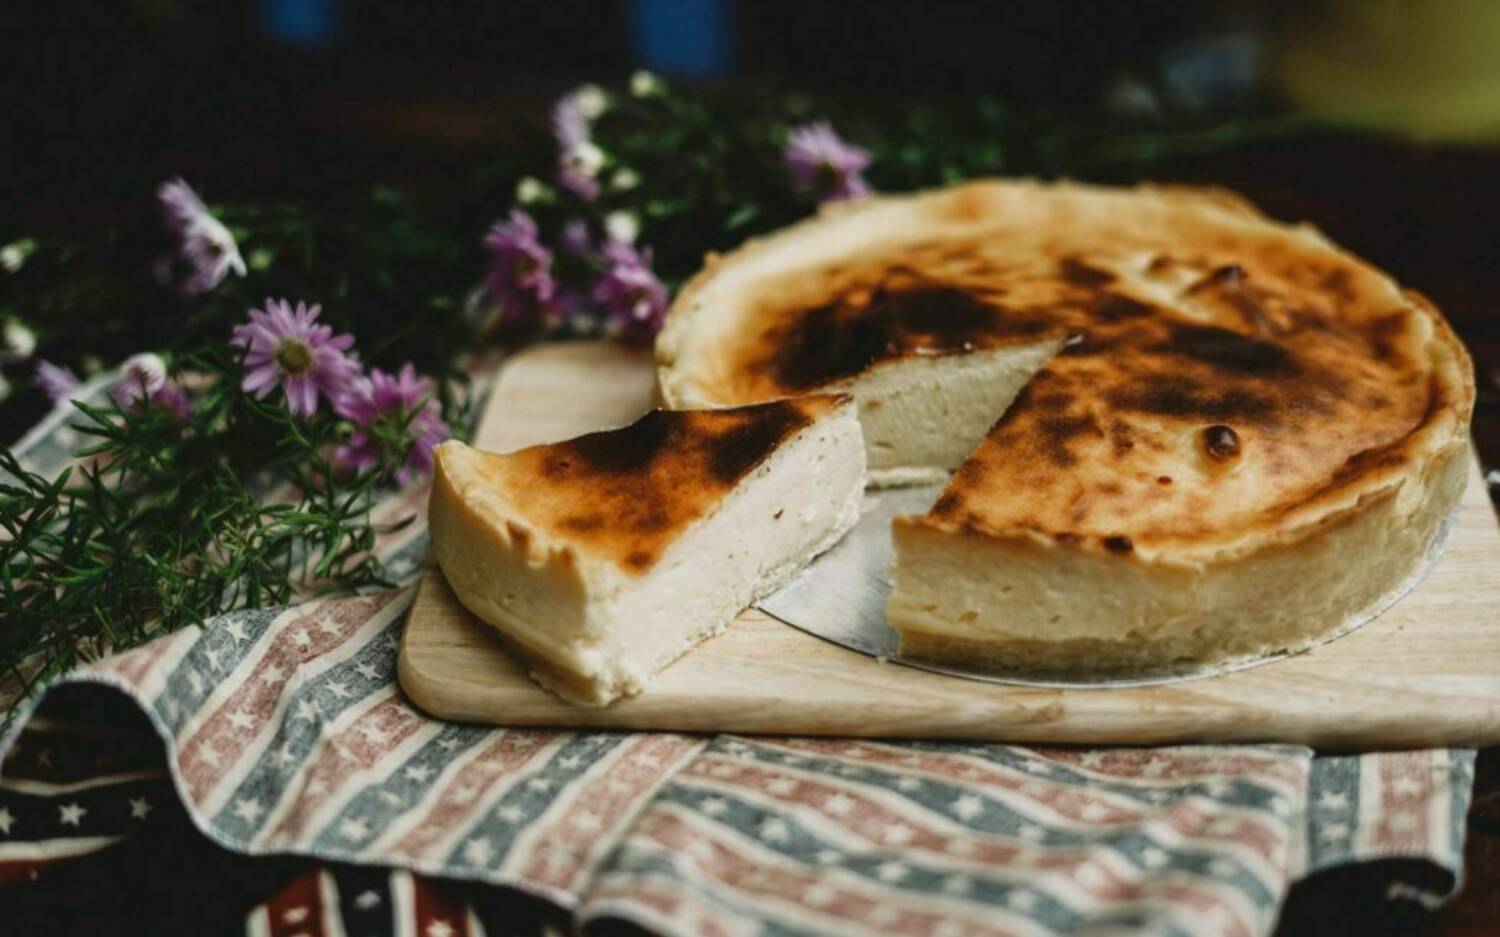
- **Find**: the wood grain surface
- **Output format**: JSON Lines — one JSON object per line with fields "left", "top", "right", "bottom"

{"left": 400, "top": 342, "right": 1500, "bottom": 748}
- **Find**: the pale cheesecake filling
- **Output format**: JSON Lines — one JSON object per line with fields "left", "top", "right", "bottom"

{"left": 454, "top": 404, "right": 867, "bottom": 705}
{"left": 559, "top": 405, "right": 864, "bottom": 701}
{"left": 853, "top": 342, "right": 1059, "bottom": 487}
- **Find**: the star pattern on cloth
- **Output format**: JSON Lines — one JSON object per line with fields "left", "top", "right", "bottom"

{"left": 462, "top": 837, "right": 494, "bottom": 865}
{"left": 952, "top": 793, "right": 984, "bottom": 820}
{"left": 338, "top": 816, "right": 371, "bottom": 842}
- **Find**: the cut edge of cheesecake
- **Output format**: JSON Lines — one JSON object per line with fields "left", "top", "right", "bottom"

{"left": 428, "top": 394, "right": 867, "bottom": 705}
{"left": 777, "top": 341, "right": 1062, "bottom": 488}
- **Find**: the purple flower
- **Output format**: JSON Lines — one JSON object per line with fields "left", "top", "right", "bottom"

{"left": 552, "top": 85, "right": 608, "bottom": 201}
{"left": 593, "top": 240, "right": 668, "bottom": 346}
{"left": 552, "top": 85, "right": 605, "bottom": 149}
{"left": 149, "top": 382, "right": 193, "bottom": 421}
{"left": 334, "top": 364, "right": 449, "bottom": 486}
{"left": 560, "top": 218, "right": 594, "bottom": 256}
{"left": 483, "top": 210, "right": 559, "bottom": 328}
{"left": 553, "top": 100, "right": 590, "bottom": 151}
{"left": 157, "top": 178, "right": 247, "bottom": 295}
{"left": 112, "top": 352, "right": 167, "bottom": 405}
{"left": 551, "top": 290, "right": 601, "bottom": 336}
{"left": 784, "top": 121, "right": 872, "bottom": 202}
{"left": 557, "top": 140, "right": 605, "bottom": 201}
{"left": 110, "top": 352, "right": 191, "bottom": 419}
{"left": 34, "top": 359, "right": 79, "bottom": 404}
{"left": 231, "top": 299, "right": 358, "bottom": 417}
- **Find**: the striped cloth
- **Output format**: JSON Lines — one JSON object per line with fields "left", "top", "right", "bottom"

{"left": 0, "top": 385, "right": 1476, "bottom": 937}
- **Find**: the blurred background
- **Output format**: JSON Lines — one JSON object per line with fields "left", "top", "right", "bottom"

{"left": 7, "top": 0, "right": 1500, "bottom": 212}
{"left": 3, "top": 0, "right": 1500, "bottom": 453}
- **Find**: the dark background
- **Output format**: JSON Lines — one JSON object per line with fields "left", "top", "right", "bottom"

{"left": 5, "top": 1, "right": 1498, "bottom": 469}
{"left": 6, "top": 1, "right": 1214, "bottom": 221}
{"left": 3, "top": 2, "right": 1500, "bottom": 933}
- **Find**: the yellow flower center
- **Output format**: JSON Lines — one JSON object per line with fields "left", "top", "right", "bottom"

{"left": 276, "top": 339, "right": 314, "bottom": 375}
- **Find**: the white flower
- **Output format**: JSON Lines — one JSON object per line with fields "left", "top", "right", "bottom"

{"left": 1, "top": 239, "right": 35, "bottom": 273}
{"left": 563, "top": 141, "right": 606, "bottom": 180}
{"left": 515, "top": 176, "right": 552, "bottom": 205}
{"left": 631, "top": 70, "right": 664, "bottom": 97}
{"left": 571, "top": 84, "right": 608, "bottom": 120}
{"left": 610, "top": 167, "right": 640, "bottom": 191}
{"left": 605, "top": 210, "right": 640, "bottom": 244}
{"left": 2, "top": 320, "right": 36, "bottom": 363}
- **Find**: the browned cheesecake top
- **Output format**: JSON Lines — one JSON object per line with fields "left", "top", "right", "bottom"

{"left": 659, "top": 181, "right": 1473, "bottom": 561}
{"left": 433, "top": 394, "right": 848, "bottom": 573}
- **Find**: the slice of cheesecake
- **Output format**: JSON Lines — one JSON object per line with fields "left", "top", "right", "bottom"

{"left": 428, "top": 395, "right": 865, "bottom": 705}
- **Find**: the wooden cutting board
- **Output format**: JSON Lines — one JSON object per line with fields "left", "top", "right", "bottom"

{"left": 399, "top": 342, "right": 1500, "bottom": 748}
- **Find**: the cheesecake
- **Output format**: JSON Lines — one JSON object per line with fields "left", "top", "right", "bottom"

{"left": 428, "top": 395, "right": 865, "bottom": 704}
{"left": 657, "top": 180, "right": 1474, "bottom": 674}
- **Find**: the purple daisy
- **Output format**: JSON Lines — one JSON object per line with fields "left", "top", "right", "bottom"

{"left": 593, "top": 240, "right": 669, "bottom": 346}
{"left": 231, "top": 299, "right": 358, "bottom": 417}
{"left": 110, "top": 352, "right": 192, "bottom": 419}
{"left": 34, "top": 359, "right": 79, "bottom": 404}
{"left": 148, "top": 381, "right": 193, "bottom": 421}
{"left": 553, "top": 99, "right": 590, "bottom": 151}
{"left": 552, "top": 84, "right": 606, "bottom": 150}
{"left": 560, "top": 217, "right": 594, "bottom": 256}
{"left": 111, "top": 352, "right": 167, "bottom": 406}
{"left": 553, "top": 85, "right": 608, "bottom": 189}
{"left": 557, "top": 140, "right": 605, "bottom": 201}
{"left": 157, "top": 178, "right": 247, "bottom": 295}
{"left": 334, "top": 363, "right": 450, "bottom": 486}
{"left": 784, "top": 121, "right": 872, "bottom": 202}
{"left": 483, "top": 210, "right": 559, "bottom": 329}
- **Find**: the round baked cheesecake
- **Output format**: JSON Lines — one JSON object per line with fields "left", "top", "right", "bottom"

{"left": 656, "top": 179, "right": 1475, "bottom": 674}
